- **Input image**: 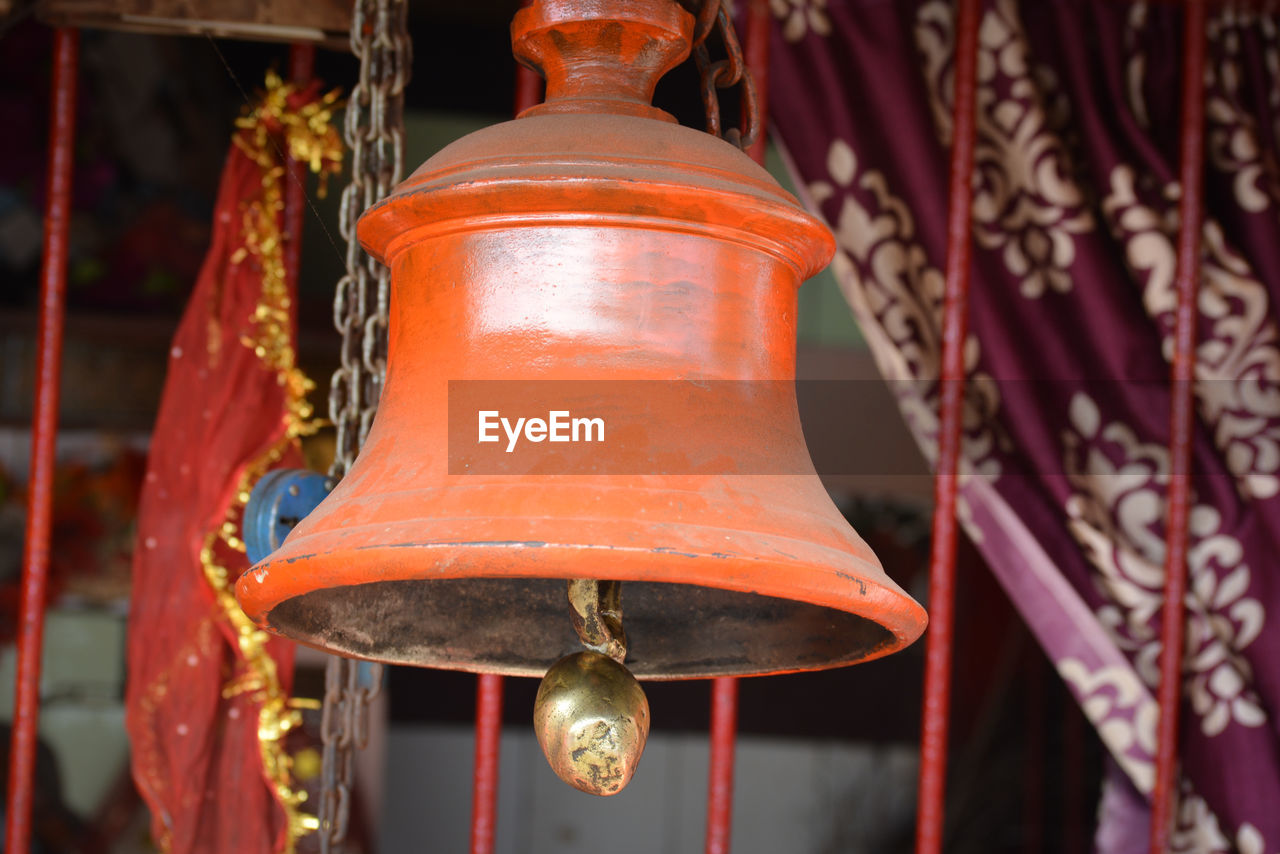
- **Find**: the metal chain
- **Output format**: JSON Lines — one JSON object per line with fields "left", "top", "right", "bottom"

{"left": 683, "top": 0, "right": 760, "bottom": 151}
{"left": 318, "top": 658, "right": 384, "bottom": 852}
{"left": 330, "top": 0, "right": 410, "bottom": 478}
{"left": 320, "top": 0, "right": 409, "bottom": 850}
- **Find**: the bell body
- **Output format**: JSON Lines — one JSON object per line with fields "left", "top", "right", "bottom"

{"left": 235, "top": 0, "right": 927, "bottom": 679}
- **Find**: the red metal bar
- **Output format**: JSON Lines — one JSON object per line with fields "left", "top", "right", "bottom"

{"left": 514, "top": 0, "right": 543, "bottom": 114}
{"left": 914, "top": 0, "right": 979, "bottom": 851}
{"left": 5, "top": 28, "right": 78, "bottom": 854}
{"left": 1021, "top": 652, "right": 1045, "bottom": 854}
{"left": 1063, "top": 697, "right": 1086, "bottom": 854}
{"left": 742, "top": 0, "right": 769, "bottom": 166}
{"left": 470, "top": 673, "right": 504, "bottom": 854}
{"left": 1149, "top": 2, "right": 1206, "bottom": 850}
{"left": 704, "top": 8, "right": 769, "bottom": 850}
{"left": 514, "top": 64, "right": 543, "bottom": 116}
{"left": 283, "top": 44, "right": 316, "bottom": 291}
{"left": 287, "top": 43, "right": 316, "bottom": 86}
{"left": 468, "top": 45, "right": 545, "bottom": 853}
{"left": 705, "top": 676, "right": 739, "bottom": 854}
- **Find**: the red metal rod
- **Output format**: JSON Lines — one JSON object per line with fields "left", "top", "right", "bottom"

{"left": 468, "top": 45, "right": 545, "bottom": 852}
{"left": 283, "top": 44, "right": 316, "bottom": 292}
{"left": 743, "top": 0, "right": 770, "bottom": 166}
{"left": 1149, "top": 2, "right": 1206, "bottom": 850}
{"left": 914, "top": 0, "right": 979, "bottom": 851}
{"left": 287, "top": 42, "right": 316, "bottom": 83}
{"left": 705, "top": 676, "right": 739, "bottom": 854}
{"left": 470, "top": 673, "right": 504, "bottom": 854}
{"left": 514, "top": 64, "right": 543, "bottom": 117}
{"left": 1063, "top": 698, "right": 1086, "bottom": 854}
{"left": 704, "top": 7, "right": 769, "bottom": 849}
{"left": 514, "top": 0, "right": 543, "bottom": 114}
{"left": 1021, "top": 653, "right": 1045, "bottom": 854}
{"left": 5, "top": 28, "right": 78, "bottom": 854}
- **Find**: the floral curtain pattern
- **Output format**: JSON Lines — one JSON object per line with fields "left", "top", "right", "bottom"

{"left": 770, "top": 1, "right": 1280, "bottom": 850}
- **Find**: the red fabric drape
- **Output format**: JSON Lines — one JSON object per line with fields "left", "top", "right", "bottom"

{"left": 123, "top": 71, "right": 339, "bottom": 852}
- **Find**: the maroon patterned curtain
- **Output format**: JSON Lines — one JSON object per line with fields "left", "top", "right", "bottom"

{"left": 770, "top": 1, "right": 1280, "bottom": 851}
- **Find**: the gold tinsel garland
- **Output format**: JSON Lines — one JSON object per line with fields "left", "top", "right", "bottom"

{"left": 200, "top": 70, "right": 342, "bottom": 853}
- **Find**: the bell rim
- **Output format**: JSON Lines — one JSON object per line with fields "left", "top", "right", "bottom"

{"left": 236, "top": 529, "right": 928, "bottom": 679}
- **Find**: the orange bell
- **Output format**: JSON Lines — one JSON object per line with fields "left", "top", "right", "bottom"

{"left": 234, "top": 0, "right": 926, "bottom": 681}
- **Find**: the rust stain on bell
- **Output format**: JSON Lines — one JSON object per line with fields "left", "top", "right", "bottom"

{"left": 534, "top": 651, "right": 650, "bottom": 796}
{"left": 234, "top": 0, "right": 927, "bottom": 687}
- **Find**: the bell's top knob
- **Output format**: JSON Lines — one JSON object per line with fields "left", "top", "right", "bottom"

{"left": 512, "top": 0, "right": 693, "bottom": 122}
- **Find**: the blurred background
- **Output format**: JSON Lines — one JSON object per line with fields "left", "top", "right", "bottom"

{"left": 0, "top": 4, "right": 1103, "bottom": 851}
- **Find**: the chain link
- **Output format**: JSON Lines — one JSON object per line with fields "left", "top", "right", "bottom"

{"left": 683, "top": 0, "right": 760, "bottom": 151}
{"left": 330, "top": 0, "right": 410, "bottom": 479}
{"left": 318, "top": 657, "right": 384, "bottom": 852}
{"left": 320, "top": 0, "right": 408, "bottom": 849}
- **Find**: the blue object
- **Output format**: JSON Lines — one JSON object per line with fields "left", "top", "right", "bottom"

{"left": 244, "top": 469, "right": 333, "bottom": 563}
{"left": 357, "top": 660, "right": 380, "bottom": 689}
